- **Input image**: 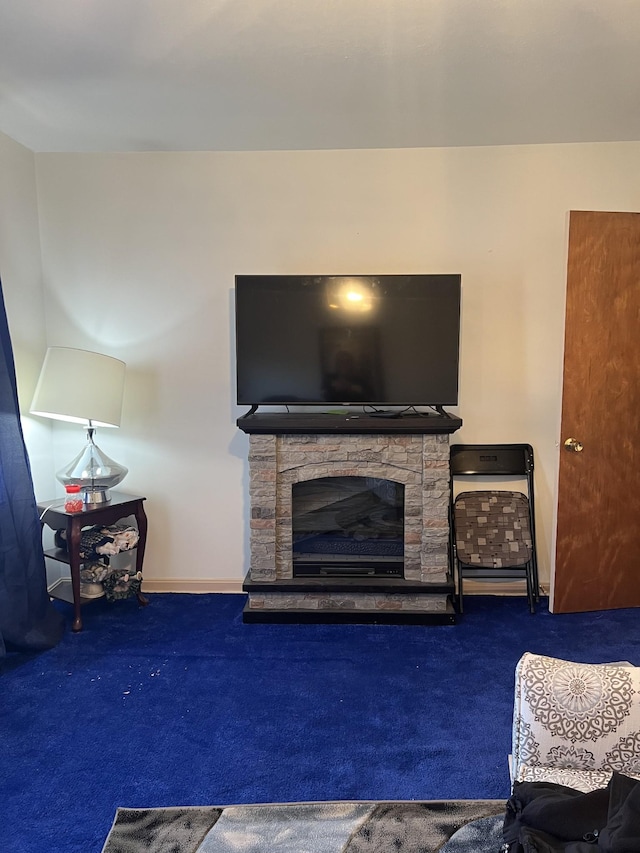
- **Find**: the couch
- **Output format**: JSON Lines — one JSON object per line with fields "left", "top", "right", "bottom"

{"left": 511, "top": 652, "right": 640, "bottom": 792}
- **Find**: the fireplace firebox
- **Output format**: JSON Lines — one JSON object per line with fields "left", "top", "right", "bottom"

{"left": 292, "top": 476, "right": 403, "bottom": 577}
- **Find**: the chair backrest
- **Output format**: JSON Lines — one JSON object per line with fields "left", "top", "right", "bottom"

{"left": 450, "top": 443, "right": 534, "bottom": 477}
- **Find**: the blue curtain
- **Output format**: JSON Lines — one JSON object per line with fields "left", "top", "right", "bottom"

{"left": 0, "top": 279, "right": 64, "bottom": 655}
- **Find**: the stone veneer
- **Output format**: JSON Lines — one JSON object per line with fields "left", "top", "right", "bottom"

{"left": 246, "top": 432, "right": 452, "bottom": 614}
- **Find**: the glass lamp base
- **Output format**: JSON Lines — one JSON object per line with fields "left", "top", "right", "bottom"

{"left": 81, "top": 486, "right": 113, "bottom": 505}
{"left": 56, "top": 428, "right": 128, "bottom": 503}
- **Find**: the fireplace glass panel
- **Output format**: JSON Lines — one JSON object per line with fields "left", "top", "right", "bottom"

{"left": 292, "top": 476, "right": 404, "bottom": 577}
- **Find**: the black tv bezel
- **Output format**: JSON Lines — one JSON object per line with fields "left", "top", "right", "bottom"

{"left": 234, "top": 273, "right": 461, "bottom": 408}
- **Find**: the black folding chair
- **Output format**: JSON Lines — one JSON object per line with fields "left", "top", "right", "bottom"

{"left": 449, "top": 444, "right": 540, "bottom": 613}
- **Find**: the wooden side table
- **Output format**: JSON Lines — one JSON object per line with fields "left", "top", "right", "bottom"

{"left": 38, "top": 491, "right": 149, "bottom": 632}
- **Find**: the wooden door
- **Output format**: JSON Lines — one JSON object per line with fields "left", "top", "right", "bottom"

{"left": 553, "top": 210, "right": 640, "bottom": 612}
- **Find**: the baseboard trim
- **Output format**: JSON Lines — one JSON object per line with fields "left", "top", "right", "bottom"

{"left": 464, "top": 580, "right": 549, "bottom": 596}
{"left": 141, "top": 578, "right": 244, "bottom": 593}
{"left": 141, "top": 578, "right": 549, "bottom": 596}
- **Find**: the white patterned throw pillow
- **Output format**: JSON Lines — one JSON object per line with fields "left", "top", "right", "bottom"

{"left": 511, "top": 653, "right": 640, "bottom": 792}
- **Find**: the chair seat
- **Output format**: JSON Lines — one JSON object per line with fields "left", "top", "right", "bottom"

{"left": 454, "top": 490, "right": 532, "bottom": 568}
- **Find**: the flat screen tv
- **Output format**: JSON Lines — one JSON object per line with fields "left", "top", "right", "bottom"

{"left": 235, "top": 274, "right": 461, "bottom": 408}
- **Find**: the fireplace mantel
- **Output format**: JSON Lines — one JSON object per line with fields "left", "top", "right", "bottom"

{"left": 237, "top": 410, "right": 462, "bottom": 435}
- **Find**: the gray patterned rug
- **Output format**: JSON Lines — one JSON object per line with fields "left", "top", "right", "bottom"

{"left": 101, "top": 799, "right": 506, "bottom": 853}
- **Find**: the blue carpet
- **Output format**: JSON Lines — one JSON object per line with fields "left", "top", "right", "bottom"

{"left": 1, "top": 593, "right": 639, "bottom": 853}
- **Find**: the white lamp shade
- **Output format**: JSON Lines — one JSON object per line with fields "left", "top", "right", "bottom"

{"left": 30, "top": 347, "right": 126, "bottom": 428}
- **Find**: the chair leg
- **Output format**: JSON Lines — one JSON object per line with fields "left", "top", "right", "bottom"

{"left": 526, "top": 562, "right": 536, "bottom": 614}
{"left": 457, "top": 561, "right": 464, "bottom": 613}
{"left": 531, "top": 552, "right": 541, "bottom": 602}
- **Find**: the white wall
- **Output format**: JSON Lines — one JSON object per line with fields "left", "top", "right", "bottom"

{"left": 12, "top": 142, "right": 640, "bottom": 591}
{"left": 0, "top": 131, "right": 53, "bottom": 498}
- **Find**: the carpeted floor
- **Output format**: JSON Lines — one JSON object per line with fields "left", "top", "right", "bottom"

{"left": 101, "top": 799, "right": 505, "bottom": 853}
{"left": 2, "top": 592, "right": 640, "bottom": 853}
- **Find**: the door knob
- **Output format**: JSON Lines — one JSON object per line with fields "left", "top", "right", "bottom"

{"left": 564, "top": 437, "right": 584, "bottom": 452}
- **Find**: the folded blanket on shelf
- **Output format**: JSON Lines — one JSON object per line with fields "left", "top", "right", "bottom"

{"left": 55, "top": 524, "right": 142, "bottom": 601}
{"left": 55, "top": 524, "right": 139, "bottom": 559}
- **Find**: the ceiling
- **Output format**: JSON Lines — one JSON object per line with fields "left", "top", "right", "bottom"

{"left": 1, "top": 0, "right": 639, "bottom": 153}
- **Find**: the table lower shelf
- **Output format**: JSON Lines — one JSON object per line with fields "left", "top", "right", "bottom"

{"left": 48, "top": 577, "right": 105, "bottom": 605}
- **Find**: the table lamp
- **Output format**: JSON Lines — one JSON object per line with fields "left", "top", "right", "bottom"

{"left": 30, "top": 347, "right": 128, "bottom": 505}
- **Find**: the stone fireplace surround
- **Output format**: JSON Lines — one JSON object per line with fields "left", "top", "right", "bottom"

{"left": 239, "top": 412, "right": 462, "bottom": 624}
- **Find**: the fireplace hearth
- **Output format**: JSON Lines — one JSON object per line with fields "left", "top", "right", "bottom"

{"left": 238, "top": 412, "right": 461, "bottom": 624}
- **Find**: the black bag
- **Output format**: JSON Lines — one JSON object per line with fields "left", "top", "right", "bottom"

{"left": 503, "top": 773, "right": 640, "bottom": 853}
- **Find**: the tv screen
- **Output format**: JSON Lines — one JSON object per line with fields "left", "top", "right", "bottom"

{"left": 235, "top": 274, "right": 461, "bottom": 407}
